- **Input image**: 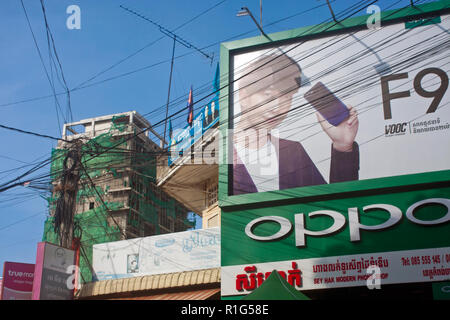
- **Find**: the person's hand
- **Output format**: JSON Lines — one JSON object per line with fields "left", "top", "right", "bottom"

{"left": 316, "top": 105, "right": 359, "bottom": 152}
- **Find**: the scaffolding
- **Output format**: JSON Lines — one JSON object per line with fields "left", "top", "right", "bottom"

{"left": 42, "top": 114, "right": 195, "bottom": 283}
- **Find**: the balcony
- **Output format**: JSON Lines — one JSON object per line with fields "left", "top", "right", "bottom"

{"left": 156, "top": 125, "right": 219, "bottom": 218}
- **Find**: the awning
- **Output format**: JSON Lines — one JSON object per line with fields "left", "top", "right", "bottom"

{"left": 112, "top": 288, "right": 220, "bottom": 300}
{"left": 241, "top": 270, "right": 310, "bottom": 300}
{"left": 76, "top": 267, "right": 221, "bottom": 299}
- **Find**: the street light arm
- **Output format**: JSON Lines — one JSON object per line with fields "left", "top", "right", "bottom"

{"left": 237, "top": 6, "right": 268, "bottom": 38}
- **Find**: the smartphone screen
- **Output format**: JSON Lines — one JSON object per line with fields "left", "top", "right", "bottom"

{"left": 304, "top": 82, "right": 349, "bottom": 126}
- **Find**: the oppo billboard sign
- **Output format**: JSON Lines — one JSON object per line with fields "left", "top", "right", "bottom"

{"left": 245, "top": 198, "right": 450, "bottom": 247}
{"left": 221, "top": 191, "right": 450, "bottom": 296}
{"left": 220, "top": 3, "right": 450, "bottom": 297}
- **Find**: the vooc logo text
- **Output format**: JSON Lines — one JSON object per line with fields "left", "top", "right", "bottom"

{"left": 245, "top": 198, "right": 450, "bottom": 246}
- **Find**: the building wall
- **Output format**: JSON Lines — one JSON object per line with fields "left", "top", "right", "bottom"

{"left": 202, "top": 176, "right": 220, "bottom": 229}
{"left": 202, "top": 205, "right": 220, "bottom": 229}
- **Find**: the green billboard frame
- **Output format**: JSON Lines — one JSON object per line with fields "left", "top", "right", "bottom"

{"left": 218, "top": 0, "right": 450, "bottom": 209}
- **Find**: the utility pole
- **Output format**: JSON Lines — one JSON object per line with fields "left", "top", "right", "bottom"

{"left": 54, "top": 140, "right": 82, "bottom": 249}
{"left": 260, "top": 0, "right": 263, "bottom": 31}
{"left": 164, "top": 36, "right": 176, "bottom": 148}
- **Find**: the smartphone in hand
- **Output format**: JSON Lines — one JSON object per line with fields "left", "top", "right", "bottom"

{"left": 304, "top": 82, "right": 349, "bottom": 126}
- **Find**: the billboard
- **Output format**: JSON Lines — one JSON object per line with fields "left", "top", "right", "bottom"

{"left": 228, "top": 13, "right": 449, "bottom": 197}
{"left": 93, "top": 227, "right": 220, "bottom": 280}
{"left": 221, "top": 188, "right": 450, "bottom": 296}
{"left": 32, "top": 242, "right": 76, "bottom": 300}
{"left": 219, "top": 2, "right": 450, "bottom": 298}
{"left": 168, "top": 95, "right": 219, "bottom": 166}
{"left": 1, "top": 262, "right": 34, "bottom": 300}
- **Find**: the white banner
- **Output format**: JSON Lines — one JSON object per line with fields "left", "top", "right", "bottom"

{"left": 93, "top": 227, "right": 220, "bottom": 280}
{"left": 221, "top": 247, "right": 450, "bottom": 296}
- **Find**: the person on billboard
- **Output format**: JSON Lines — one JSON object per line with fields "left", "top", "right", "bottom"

{"left": 233, "top": 52, "right": 360, "bottom": 195}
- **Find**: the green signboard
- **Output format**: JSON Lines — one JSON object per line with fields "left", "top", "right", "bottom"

{"left": 222, "top": 187, "right": 450, "bottom": 266}
{"left": 432, "top": 281, "right": 450, "bottom": 300}
{"left": 219, "top": 1, "right": 450, "bottom": 298}
{"left": 221, "top": 186, "right": 450, "bottom": 297}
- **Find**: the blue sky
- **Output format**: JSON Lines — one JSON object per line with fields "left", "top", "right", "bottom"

{"left": 0, "top": 0, "right": 424, "bottom": 276}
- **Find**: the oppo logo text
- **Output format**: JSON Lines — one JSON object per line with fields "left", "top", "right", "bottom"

{"left": 245, "top": 198, "right": 450, "bottom": 247}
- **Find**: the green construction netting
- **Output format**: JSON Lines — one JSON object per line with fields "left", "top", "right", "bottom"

{"left": 43, "top": 115, "right": 194, "bottom": 284}
{"left": 42, "top": 204, "right": 122, "bottom": 284}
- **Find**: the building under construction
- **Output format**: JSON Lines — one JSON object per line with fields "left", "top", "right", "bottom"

{"left": 42, "top": 111, "right": 195, "bottom": 284}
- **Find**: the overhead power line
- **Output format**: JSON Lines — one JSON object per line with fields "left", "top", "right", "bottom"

{"left": 0, "top": 123, "right": 71, "bottom": 142}
{"left": 1, "top": 0, "right": 328, "bottom": 111}
{"left": 119, "top": 4, "right": 218, "bottom": 146}
{"left": 3, "top": 0, "right": 443, "bottom": 243}
{"left": 20, "top": 0, "right": 65, "bottom": 135}
{"left": 39, "top": 0, "right": 74, "bottom": 123}
{"left": 120, "top": 5, "right": 214, "bottom": 63}
{"left": 1, "top": 0, "right": 439, "bottom": 201}
{"left": 72, "top": 0, "right": 226, "bottom": 93}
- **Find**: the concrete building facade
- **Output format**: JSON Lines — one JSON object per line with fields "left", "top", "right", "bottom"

{"left": 43, "top": 111, "right": 195, "bottom": 283}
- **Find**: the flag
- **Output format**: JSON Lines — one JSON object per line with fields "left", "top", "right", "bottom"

{"left": 213, "top": 63, "right": 220, "bottom": 91}
{"left": 168, "top": 119, "right": 173, "bottom": 140}
{"left": 187, "top": 86, "right": 194, "bottom": 127}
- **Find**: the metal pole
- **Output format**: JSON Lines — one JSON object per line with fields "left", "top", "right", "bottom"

{"left": 326, "top": 0, "right": 338, "bottom": 23}
{"left": 246, "top": 8, "right": 267, "bottom": 37}
{"left": 260, "top": 0, "right": 262, "bottom": 31}
{"left": 163, "top": 36, "right": 176, "bottom": 147}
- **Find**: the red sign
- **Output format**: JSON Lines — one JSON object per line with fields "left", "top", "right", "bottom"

{"left": 235, "top": 262, "right": 302, "bottom": 292}
{"left": 1, "top": 262, "right": 35, "bottom": 300}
